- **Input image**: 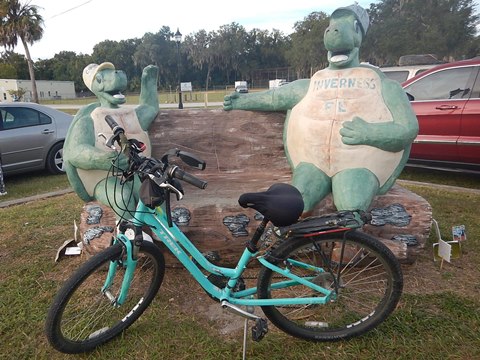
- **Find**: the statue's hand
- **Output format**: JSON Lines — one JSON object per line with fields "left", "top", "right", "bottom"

{"left": 142, "top": 64, "right": 159, "bottom": 78}
{"left": 223, "top": 92, "right": 240, "bottom": 111}
{"left": 340, "top": 116, "right": 371, "bottom": 146}
{"left": 141, "top": 65, "right": 158, "bottom": 92}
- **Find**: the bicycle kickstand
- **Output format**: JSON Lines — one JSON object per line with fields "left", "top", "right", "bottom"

{"left": 241, "top": 307, "right": 268, "bottom": 360}
{"left": 242, "top": 318, "right": 248, "bottom": 360}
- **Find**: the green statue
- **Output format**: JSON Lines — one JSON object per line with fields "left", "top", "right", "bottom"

{"left": 64, "top": 63, "right": 159, "bottom": 219}
{"left": 224, "top": 4, "right": 418, "bottom": 217}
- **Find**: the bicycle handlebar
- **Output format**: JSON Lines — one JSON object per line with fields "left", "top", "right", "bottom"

{"left": 105, "top": 115, "right": 124, "bottom": 135}
{"left": 103, "top": 115, "right": 208, "bottom": 191}
{"left": 168, "top": 166, "right": 208, "bottom": 189}
{"left": 104, "top": 115, "right": 128, "bottom": 152}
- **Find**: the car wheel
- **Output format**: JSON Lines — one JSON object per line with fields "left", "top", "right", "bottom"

{"left": 46, "top": 142, "right": 65, "bottom": 174}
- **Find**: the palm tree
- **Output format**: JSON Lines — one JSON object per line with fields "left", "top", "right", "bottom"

{"left": 0, "top": 0, "right": 44, "bottom": 103}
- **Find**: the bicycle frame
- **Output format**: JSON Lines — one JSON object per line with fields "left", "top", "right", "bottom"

{"left": 45, "top": 118, "right": 403, "bottom": 355}
{"left": 106, "top": 200, "right": 337, "bottom": 307}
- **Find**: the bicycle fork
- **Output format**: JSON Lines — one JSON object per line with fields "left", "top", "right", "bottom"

{"left": 102, "top": 233, "right": 138, "bottom": 306}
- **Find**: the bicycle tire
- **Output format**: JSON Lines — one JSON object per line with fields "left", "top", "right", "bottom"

{"left": 257, "top": 230, "right": 403, "bottom": 341}
{"left": 45, "top": 241, "right": 165, "bottom": 353}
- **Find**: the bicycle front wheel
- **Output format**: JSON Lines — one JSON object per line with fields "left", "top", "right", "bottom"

{"left": 257, "top": 230, "right": 403, "bottom": 341}
{"left": 45, "top": 241, "right": 165, "bottom": 353}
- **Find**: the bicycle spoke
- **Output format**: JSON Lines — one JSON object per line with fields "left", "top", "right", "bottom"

{"left": 257, "top": 232, "right": 402, "bottom": 341}
{"left": 46, "top": 242, "right": 165, "bottom": 353}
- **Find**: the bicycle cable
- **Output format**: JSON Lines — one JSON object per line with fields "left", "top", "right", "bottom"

{"left": 103, "top": 152, "right": 168, "bottom": 233}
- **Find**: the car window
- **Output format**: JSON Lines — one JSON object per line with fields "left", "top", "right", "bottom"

{"left": 414, "top": 69, "right": 429, "bottom": 76}
{"left": 470, "top": 69, "right": 480, "bottom": 98}
{"left": 382, "top": 71, "right": 409, "bottom": 83}
{"left": 404, "top": 67, "right": 474, "bottom": 101}
{"left": 0, "top": 107, "right": 52, "bottom": 130}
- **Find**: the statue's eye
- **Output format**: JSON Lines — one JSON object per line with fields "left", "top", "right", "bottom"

{"left": 354, "top": 20, "right": 360, "bottom": 33}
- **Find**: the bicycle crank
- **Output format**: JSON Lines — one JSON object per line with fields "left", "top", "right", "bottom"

{"left": 221, "top": 301, "right": 261, "bottom": 320}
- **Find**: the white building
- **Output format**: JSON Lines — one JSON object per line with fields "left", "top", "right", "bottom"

{"left": 0, "top": 79, "right": 76, "bottom": 102}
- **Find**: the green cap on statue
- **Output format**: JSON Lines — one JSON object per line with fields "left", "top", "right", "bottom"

{"left": 331, "top": 3, "right": 370, "bottom": 35}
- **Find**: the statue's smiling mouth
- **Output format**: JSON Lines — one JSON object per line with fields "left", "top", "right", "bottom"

{"left": 330, "top": 50, "right": 350, "bottom": 63}
{"left": 107, "top": 91, "right": 125, "bottom": 100}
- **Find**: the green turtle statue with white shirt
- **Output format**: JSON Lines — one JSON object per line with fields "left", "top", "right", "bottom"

{"left": 64, "top": 62, "right": 159, "bottom": 219}
{"left": 224, "top": 4, "right": 418, "bottom": 217}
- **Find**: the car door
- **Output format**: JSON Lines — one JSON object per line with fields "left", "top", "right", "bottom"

{"left": 0, "top": 106, "right": 56, "bottom": 173}
{"left": 458, "top": 67, "right": 480, "bottom": 166}
{"left": 403, "top": 65, "right": 477, "bottom": 163}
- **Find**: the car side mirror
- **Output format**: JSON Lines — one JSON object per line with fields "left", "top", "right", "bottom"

{"left": 406, "top": 92, "right": 414, "bottom": 101}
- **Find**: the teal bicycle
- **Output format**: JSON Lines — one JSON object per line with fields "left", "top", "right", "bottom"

{"left": 45, "top": 115, "right": 403, "bottom": 354}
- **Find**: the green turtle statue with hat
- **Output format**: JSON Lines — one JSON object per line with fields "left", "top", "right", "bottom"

{"left": 63, "top": 63, "right": 159, "bottom": 219}
{"left": 224, "top": 3, "right": 418, "bottom": 219}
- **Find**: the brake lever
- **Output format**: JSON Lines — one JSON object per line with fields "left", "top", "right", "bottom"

{"left": 97, "top": 132, "right": 120, "bottom": 151}
{"left": 161, "top": 183, "right": 184, "bottom": 201}
{"left": 149, "top": 174, "right": 184, "bottom": 201}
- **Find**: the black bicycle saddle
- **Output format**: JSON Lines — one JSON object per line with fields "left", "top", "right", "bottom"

{"left": 238, "top": 183, "right": 304, "bottom": 227}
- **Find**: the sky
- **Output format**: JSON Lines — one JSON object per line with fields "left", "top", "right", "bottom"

{"left": 19, "top": 0, "right": 379, "bottom": 60}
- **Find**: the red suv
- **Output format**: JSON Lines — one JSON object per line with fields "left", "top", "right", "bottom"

{"left": 402, "top": 58, "right": 480, "bottom": 173}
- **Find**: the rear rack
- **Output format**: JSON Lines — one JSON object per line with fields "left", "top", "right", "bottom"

{"left": 277, "top": 210, "right": 367, "bottom": 237}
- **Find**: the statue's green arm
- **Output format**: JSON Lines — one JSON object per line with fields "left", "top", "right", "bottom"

{"left": 223, "top": 79, "right": 310, "bottom": 112}
{"left": 136, "top": 65, "right": 160, "bottom": 130}
{"left": 65, "top": 107, "right": 126, "bottom": 171}
{"left": 340, "top": 78, "right": 419, "bottom": 153}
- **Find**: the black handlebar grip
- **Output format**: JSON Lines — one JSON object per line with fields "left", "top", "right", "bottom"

{"left": 172, "top": 167, "right": 208, "bottom": 189}
{"left": 105, "top": 115, "right": 124, "bottom": 134}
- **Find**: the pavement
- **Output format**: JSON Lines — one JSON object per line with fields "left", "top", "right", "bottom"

{"left": 397, "top": 179, "right": 480, "bottom": 195}
{"left": 0, "top": 188, "right": 73, "bottom": 208}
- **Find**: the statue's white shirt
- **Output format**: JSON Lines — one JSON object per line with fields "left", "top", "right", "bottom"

{"left": 78, "top": 107, "right": 151, "bottom": 196}
{"left": 286, "top": 66, "right": 403, "bottom": 186}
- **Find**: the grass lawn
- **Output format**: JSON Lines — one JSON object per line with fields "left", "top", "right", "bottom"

{"left": 0, "top": 171, "right": 71, "bottom": 204}
{"left": 0, "top": 167, "right": 479, "bottom": 359}
{"left": 1, "top": 87, "right": 478, "bottom": 358}
{"left": 41, "top": 89, "right": 231, "bottom": 108}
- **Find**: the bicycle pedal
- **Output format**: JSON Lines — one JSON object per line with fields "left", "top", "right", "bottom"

{"left": 251, "top": 318, "right": 268, "bottom": 342}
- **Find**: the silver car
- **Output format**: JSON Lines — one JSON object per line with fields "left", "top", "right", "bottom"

{"left": 0, "top": 103, "right": 73, "bottom": 175}
{"left": 380, "top": 65, "right": 437, "bottom": 83}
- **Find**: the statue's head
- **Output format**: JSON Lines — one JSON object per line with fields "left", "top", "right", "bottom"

{"left": 83, "top": 62, "right": 127, "bottom": 107}
{"left": 324, "top": 4, "right": 370, "bottom": 69}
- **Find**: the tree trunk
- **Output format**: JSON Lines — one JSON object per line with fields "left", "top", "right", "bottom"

{"left": 21, "top": 37, "right": 39, "bottom": 103}
{"left": 204, "top": 64, "right": 211, "bottom": 91}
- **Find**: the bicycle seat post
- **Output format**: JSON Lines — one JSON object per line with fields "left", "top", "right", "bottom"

{"left": 246, "top": 218, "right": 269, "bottom": 253}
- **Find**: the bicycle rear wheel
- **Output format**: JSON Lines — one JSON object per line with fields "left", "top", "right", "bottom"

{"left": 45, "top": 241, "right": 165, "bottom": 353}
{"left": 257, "top": 230, "right": 403, "bottom": 341}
